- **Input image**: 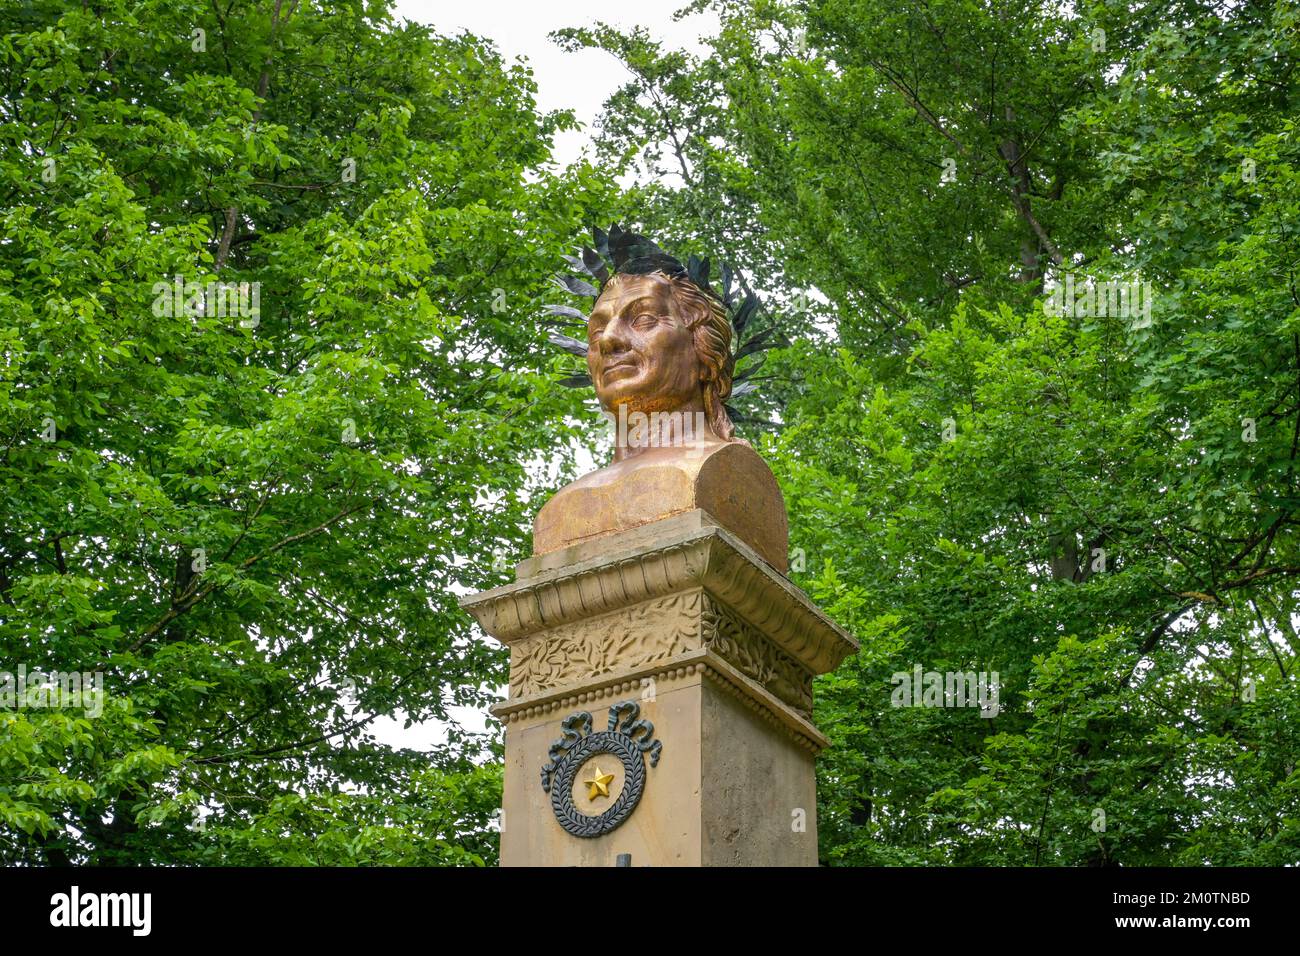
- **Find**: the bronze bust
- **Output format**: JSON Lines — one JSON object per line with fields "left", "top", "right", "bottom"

{"left": 534, "top": 229, "right": 789, "bottom": 571}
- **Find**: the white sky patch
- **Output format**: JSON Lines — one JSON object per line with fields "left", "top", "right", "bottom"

{"left": 392, "top": 0, "right": 718, "bottom": 167}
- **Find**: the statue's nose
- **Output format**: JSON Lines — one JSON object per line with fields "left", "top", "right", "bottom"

{"left": 597, "top": 317, "right": 633, "bottom": 355}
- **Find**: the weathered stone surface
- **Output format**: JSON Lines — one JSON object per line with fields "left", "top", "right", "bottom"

{"left": 494, "top": 663, "right": 819, "bottom": 867}
{"left": 506, "top": 589, "right": 814, "bottom": 718}
{"left": 466, "top": 510, "right": 855, "bottom": 679}
{"left": 461, "top": 510, "right": 857, "bottom": 867}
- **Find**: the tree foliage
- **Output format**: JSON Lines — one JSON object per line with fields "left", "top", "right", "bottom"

{"left": 0, "top": 0, "right": 616, "bottom": 864}
{"left": 568, "top": 0, "right": 1300, "bottom": 865}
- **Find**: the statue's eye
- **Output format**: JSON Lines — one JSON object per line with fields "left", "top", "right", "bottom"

{"left": 633, "top": 312, "right": 659, "bottom": 328}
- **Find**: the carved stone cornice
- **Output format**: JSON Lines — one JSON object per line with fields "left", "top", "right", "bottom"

{"left": 505, "top": 588, "right": 815, "bottom": 717}
{"left": 702, "top": 594, "right": 813, "bottom": 716}
{"left": 461, "top": 515, "right": 858, "bottom": 679}
{"left": 490, "top": 653, "right": 829, "bottom": 754}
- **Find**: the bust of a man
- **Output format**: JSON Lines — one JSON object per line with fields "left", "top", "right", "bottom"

{"left": 533, "top": 262, "right": 789, "bottom": 572}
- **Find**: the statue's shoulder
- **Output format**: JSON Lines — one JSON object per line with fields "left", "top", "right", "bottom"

{"left": 534, "top": 441, "right": 789, "bottom": 572}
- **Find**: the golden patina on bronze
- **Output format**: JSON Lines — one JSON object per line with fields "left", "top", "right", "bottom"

{"left": 583, "top": 765, "right": 614, "bottom": 801}
{"left": 534, "top": 271, "right": 789, "bottom": 572}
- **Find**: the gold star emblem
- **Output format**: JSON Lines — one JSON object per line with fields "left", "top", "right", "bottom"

{"left": 584, "top": 765, "right": 615, "bottom": 801}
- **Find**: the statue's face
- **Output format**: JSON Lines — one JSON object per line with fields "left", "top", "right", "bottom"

{"left": 587, "top": 273, "right": 703, "bottom": 413}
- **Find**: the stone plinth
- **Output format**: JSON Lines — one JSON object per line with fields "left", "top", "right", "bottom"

{"left": 461, "top": 510, "right": 857, "bottom": 867}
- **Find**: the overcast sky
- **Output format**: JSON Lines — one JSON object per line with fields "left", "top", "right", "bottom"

{"left": 393, "top": 0, "right": 718, "bottom": 167}
{"left": 368, "top": 1, "right": 717, "bottom": 751}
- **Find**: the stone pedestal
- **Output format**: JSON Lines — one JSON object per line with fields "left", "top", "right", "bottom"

{"left": 461, "top": 510, "right": 857, "bottom": 867}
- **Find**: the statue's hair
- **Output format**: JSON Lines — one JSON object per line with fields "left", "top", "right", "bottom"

{"left": 603, "top": 272, "right": 739, "bottom": 442}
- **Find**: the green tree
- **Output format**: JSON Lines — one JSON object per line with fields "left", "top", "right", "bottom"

{"left": 565, "top": 0, "right": 1300, "bottom": 865}
{"left": 1, "top": 0, "right": 616, "bottom": 864}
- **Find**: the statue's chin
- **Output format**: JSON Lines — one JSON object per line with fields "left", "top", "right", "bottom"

{"left": 600, "top": 400, "right": 698, "bottom": 417}
{"left": 598, "top": 388, "right": 707, "bottom": 416}
{"left": 594, "top": 375, "right": 703, "bottom": 415}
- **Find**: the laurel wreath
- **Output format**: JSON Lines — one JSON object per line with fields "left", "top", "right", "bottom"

{"left": 548, "top": 730, "right": 647, "bottom": 839}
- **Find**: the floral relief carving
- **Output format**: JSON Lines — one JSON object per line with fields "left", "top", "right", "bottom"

{"left": 508, "top": 586, "right": 814, "bottom": 718}
{"left": 510, "top": 591, "right": 705, "bottom": 697}
{"left": 701, "top": 596, "right": 814, "bottom": 717}
{"left": 463, "top": 530, "right": 857, "bottom": 676}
